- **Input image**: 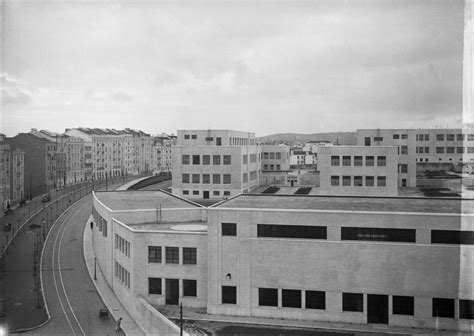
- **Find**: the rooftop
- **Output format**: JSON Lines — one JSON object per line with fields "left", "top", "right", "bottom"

{"left": 94, "top": 190, "right": 202, "bottom": 211}
{"left": 128, "top": 221, "right": 207, "bottom": 232}
{"left": 215, "top": 194, "right": 474, "bottom": 214}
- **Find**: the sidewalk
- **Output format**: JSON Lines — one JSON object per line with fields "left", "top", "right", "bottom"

{"left": 83, "top": 217, "right": 145, "bottom": 336}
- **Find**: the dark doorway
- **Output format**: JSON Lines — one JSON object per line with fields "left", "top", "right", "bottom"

{"left": 166, "top": 279, "right": 179, "bottom": 305}
{"left": 402, "top": 179, "right": 407, "bottom": 187}
{"left": 290, "top": 180, "right": 294, "bottom": 187}
{"left": 364, "top": 137, "right": 371, "bottom": 146}
{"left": 367, "top": 294, "right": 388, "bottom": 324}
{"left": 203, "top": 191, "right": 209, "bottom": 199}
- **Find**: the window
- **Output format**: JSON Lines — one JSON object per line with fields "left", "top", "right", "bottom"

{"left": 269, "top": 152, "right": 275, "bottom": 159}
{"left": 401, "top": 146, "right": 408, "bottom": 155}
{"left": 306, "top": 291, "right": 325, "bottom": 310}
{"left": 431, "top": 230, "right": 474, "bottom": 245}
{"left": 213, "top": 174, "right": 221, "bottom": 184}
{"left": 243, "top": 155, "right": 248, "bottom": 164}
{"left": 342, "top": 156, "right": 351, "bottom": 166}
{"left": 223, "top": 155, "right": 231, "bottom": 165}
{"left": 468, "top": 147, "right": 474, "bottom": 153}
{"left": 436, "top": 147, "right": 445, "bottom": 154}
{"left": 436, "top": 134, "right": 445, "bottom": 141}
{"left": 223, "top": 191, "right": 230, "bottom": 196}
{"left": 374, "top": 136, "right": 383, "bottom": 141}
{"left": 460, "top": 300, "right": 474, "bottom": 319}
{"left": 250, "top": 171, "right": 257, "bottom": 180}
{"left": 341, "top": 227, "right": 416, "bottom": 242}
{"left": 276, "top": 152, "right": 281, "bottom": 159}
{"left": 165, "top": 247, "right": 179, "bottom": 264}
{"left": 182, "top": 247, "right": 197, "bottom": 265}
{"left": 184, "top": 135, "right": 190, "bottom": 140}
{"left": 342, "top": 176, "right": 351, "bottom": 186}
{"left": 183, "top": 280, "right": 197, "bottom": 297}
{"left": 282, "top": 289, "right": 301, "bottom": 308}
{"left": 203, "top": 155, "right": 210, "bottom": 165}
{"left": 182, "top": 155, "right": 190, "bottom": 165}
{"left": 424, "top": 134, "right": 430, "bottom": 141}
{"left": 433, "top": 298, "right": 454, "bottom": 318}
{"left": 354, "top": 176, "right": 363, "bottom": 186}
{"left": 399, "top": 164, "right": 408, "bottom": 173}
{"left": 331, "top": 156, "right": 340, "bottom": 166}
{"left": 447, "top": 134, "right": 455, "bottom": 141}
{"left": 216, "top": 137, "right": 222, "bottom": 146}
{"left": 250, "top": 154, "right": 257, "bottom": 163}
{"left": 203, "top": 174, "right": 210, "bottom": 184}
{"left": 446, "top": 147, "right": 455, "bottom": 154}
{"left": 393, "top": 134, "right": 400, "bottom": 140}
{"left": 377, "top": 176, "right": 386, "bottom": 187}
{"left": 192, "top": 190, "right": 199, "bottom": 195}
{"left": 365, "top": 176, "right": 374, "bottom": 187}
{"left": 257, "top": 224, "right": 326, "bottom": 239}
{"left": 393, "top": 296, "right": 414, "bottom": 315}
{"left": 457, "top": 134, "right": 465, "bottom": 141}
{"left": 331, "top": 176, "right": 340, "bottom": 186}
{"left": 416, "top": 146, "right": 424, "bottom": 154}
{"left": 457, "top": 147, "right": 464, "bottom": 154}
{"left": 401, "top": 134, "right": 408, "bottom": 139}
{"left": 192, "top": 155, "right": 200, "bottom": 165}
{"left": 192, "top": 174, "right": 200, "bottom": 184}
{"left": 148, "top": 277, "right": 162, "bottom": 295}
{"left": 190, "top": 134, "right": 197, "bottom": 139}
{"left": 354, "top": 156, "right": 362, "bottom": 166}
{"left": 425, "top": 147, "right": 430, "bottom": 153}
{"left": 469, "top": 134, "right": 474, "bottom": 141}
{"left": 213, "top": 155, "right": 221, "bottom": 165}
{"left": 222, "top": 223, "right": 237, "bottom": 236}
{"left": 259, "top": 288, "right": 278, "bottom": 307}
{"left": 365, "top": 156, "right": 374, "bottom": 166}
{"left": 148, "top": 246, "right": 161, "bottom": 263}
{"left": 377, "top": 156, "right": 386, "bottom": 166}
{"left": 223, "top": 174, "right": 231, "bottom": 184}
{"left": 213, "top": 191, "right": 220, "bottom": 196}
{"left": 222, "top": 286, "right": 237, "bottom": 304}
{"left": 343, "top": 293, "right": 363, "bottom": 312}
{"left": 205, "top": 136, "right": 213, "bottom": 141}
{"left": 182, "top": 190, "right": 189, "bottom": 195}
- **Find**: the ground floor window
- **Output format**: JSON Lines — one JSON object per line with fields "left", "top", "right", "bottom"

{"left": 459, "top": 300, "right": 474, "bottom": 319}
{"left": 433, "top": 298, "right": 454, "bottom": 318}
{"left": 305, "top": 291, "right": 325, "bottom": 310}
{"left": 259, "top": 288, "right": 278, "bottom": 307}
{"left": 183, "top": 280, "right": 197, "bottom": 297}
{"left": 393, "top": 296, "right": 414, "bottom": 315}
{"left": 149, "top": 277, "right": 162, "bottom": 295}
{"left": 282, "top": 289, "right": 301, "bottom": 308}
{"left": 343, "top": 293, "right": 363, "bottom": 312}
{"left": 222, "top": 286, "right": 237, "bottom": 304}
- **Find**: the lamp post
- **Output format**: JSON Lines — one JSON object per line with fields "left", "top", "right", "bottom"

{"left": 180, "top": 301, "right": 183, "bottom": 336}
{"left": 94, "top": 257, "right": 97, "bottom": 280}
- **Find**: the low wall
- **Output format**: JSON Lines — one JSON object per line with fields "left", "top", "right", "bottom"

{"left": 136, "top": 298, "right": 188, "bottom": 336}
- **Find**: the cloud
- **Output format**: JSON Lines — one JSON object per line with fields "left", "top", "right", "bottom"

{"left": 3, "top": 88, "right": 33, "bottom": 105}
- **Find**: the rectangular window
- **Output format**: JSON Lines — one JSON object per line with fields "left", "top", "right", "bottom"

{"left": 149, "top": 277, "right": 162, "bottom": 295}
{"left": 377, "top": 156, "right": 386, "bottom": 166}
{"left": 424, "top": 134, "right": 430, "bottom": 141}
{"left": 433, "top": 298, "right": 454, "bottom": 318}
{"left": 446, "top": 147, "right": 455, "bottom": 154}
{"left": 431, "top": 230, "right": 474, "bottom": 245}
{"left": 213, "top": 191, "right": 220, "bottom": 196}
{"left": 222, "top": 286, "right": 237, "bottom": 304}
{"left": 216, "top": 137, "right": 222, "bottom": 146}
{"left": 192, "top": 155, "right": 200, "bottom": 165}
{"left": 269, "top": 152, "right": 275, "bottom": 159}
{"left": 469, "top": 147, "right": 474, "bottom": 154}
{"left": 342, "top": 176, "right": 351, "bottom": 186}
{"left": 148, "top": 246, "right": 161, "bottom": 263}
{"left": 457, "top": 134, "right": 465, "bottom": 141}
{"left": 459, "top": 300, "right": 474, "bottom": 319}
{"left": 203, "top": 174, "right": 210, "bottom": 184}
{"left": 223, "top": 155, "right": 231, "bottom": 165}
{"left": 436, "top": 134, "right": 445, "bottom": 141}
{"left": 259, "top": 288, "right": 278, "bottom": 307}
{"left": 436, "top": 147, "right": 445, "bottom": 154}
{"left": 213, "top": 155, "right": 221, "bottom": 165}
{"left": 203, "top": 155, "right": 210, "bottom": 165}
{"left": 242, "top": 155, "right": 248, "bottom": 164}
{"left": 276, "top": 152, "right": 281, "bottom": 159}
{"left": 282, "top": 289, "right": 301, "bottom": 308}
{"left": 374, "top": 136, "right": 383, "bottom": 141}
{"left": 182, "top": 155, "right": 190, "bottom": 165}
{"left": 393, "top": 134, "right": 400, "bottom": 140}
{"left": 457, "top": 147, "right": 464, "bottom": 154}
{"left": 222, "top": 223, "right": 237, "bottom": 236}
{"left": 331, "top": 156, "right": 340, "bottom": 166}
{"left": 393, "top": 296, "right": 414, "bottom": 315}
{"left": 401, "top": 134, "right": 408, "bottom": 139}
{"left": 192, "top": 174, "right": 200, "bottom": 184}
{"left": 243, "top": 173, "right": 248, "bottom": 183}
{"left": 250, "top": 154, "right": 257, "bottom": 163}
{"left": 223, "top": 191, "right": 230, "bottom": 196}
{"left": 401, "top": 146, "right": 408, "bottom": 155}
{"left": 257, "top": 224, "right": 326, "bottom": 239}
{"left": 400, "top": 164, "right": 408, "bottom": 173}
{"left": 192, "top": 190, "right": 199, "bottom": 195}
{"left": 213, "top": 174, "right": 221, "bottom": 184}
{"left": 343, "top": 293, "right": 363, "bottom": 312}
{"left": 250, "top": 171, "right": 257, "bottom": 180}
{"left": 306, "top": 291, "right": 325, "bottom": 310}
{"left": 191, "top": 134, "right": 197, "bottom": 139}
{"left": 365, "top": 176, "right": 374, "bottom": 187}
{"left": 182, "top": 190, "right": 189, "bottom": 195}
{"left": 342, "top": 156, "right": 351, "bottom": 166}
{"left": 469, "top": 134, "right": 474, "bottom": 141}
{"left": 205, "top": 136, "right": 213, "bottom": 141}
{"left": 165, "top": 247, "right": 179, "bottom": 264}
{"left": 183, "top": 280, "right": 197, "bottom": 297}
{"left": 184, "top": 135, "right": 190, "bottom": 140}
{"left": 223, "top": 174, "right": 231, "bottom": 184}
{"left": 341, "top": 227, "right": 416, "bottom": 243}
{"left": 331, "top": 176, "right": 340, "bottom": 186}
{"left": 354, "top": 176, "right": 363, "bottom": 186}
{"left": 425, "top": 147, "right": 430, "bottom": 153}
{"left": 182, "top": 174, "right": 190, "bottom": 183}
{"left": 447, "top": 134, "right": 455, "bottom": 141}
{"left": 183, "top": 247, "right": 197, "bottom": 265}
{"left": 365, "top": 156, "right": 374, "bottom": 166}
{"left": 354, "top": 156, "right": 363, "bottom": 166}
{"left": 377, "top": 176, "right": 386, "bottom": 187}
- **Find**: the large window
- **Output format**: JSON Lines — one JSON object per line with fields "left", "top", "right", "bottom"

{"left": 447, "top": 134, "right": 455, "bottom": 141}
{"left": 377, "top": 156, "right": 386, "bottom": 166}
{"left": 341, "top": 227, "right": 415, "bottom": 243}
{"left": 377, "top": 176, "right": 386, "bottom": 187}
{"left": 258, "top": 224, "right": 326, "bottom": 239}
{"left": 213, "top": 155, "right": 221, "bottom": 165}
{"left": 223, "top": 155, "right": 231, "bottom": 165}
{"left": 342, "top": 176, "right": 351, "bottom": 186}
{"left": 148, "top": 246, "right": 161, "bottom": 263}
{"left": 203, "top": 174, "right": 210, "bottom": 184}
{"left": 436, "top": 134, "right": 445, "bottom": 141}
{"left": 365, "top": 176, "right": 374, "bottom": 187}
{"left": 182, "top": 155, "right": 190, "bottom": 165}
{"left": 242, "top": 155, "right": 248, "bottom": 164}
{"left": 276, "top": 152, "right": 281, "bottom": 159}
{"left": 183, "top": 280, "right": 197, "bottom": 297}
{"left": 222, "top": 286, "right": 237, "bottom": 304}
{"left": 282, "top": 289, "right": 301, "bottom": 308}
{"left": 259, "top": 288, "right": 278, "bottom": 307}
{"left": 459, "top": 300, "right": 474, "bottom": 319}
{"left": 400, "top": 164, "right": 408, "bottom": 173}
{"left": 192, "top": 155, "right": 200, "bottom": 165}
{"left": 446, "top": 147, "right": 455, "bottom": 154}
{"left": 343, "top": 293, "right": 363, "bottom": 312}
{"left": 192, "top": 174, "right": 200, "bottom": 184}
{"left": 222, "top": 223, "right": 237, "bottom": 236}
{"left": 354, "top": 176, "right": 362, "bottom": 187}
{"left": 148, "top": 277, "right": 162, "bottom": 295}
{"left": 393, "top": 296, "right": 414, "bottom": 315}
{"left": 223, "top": 174, "right": 231, "bottom": 184}
{"left": 401, "top": 146, "right": 408, "bottom": 155}
{"left": 331, "top": 156, "right": 340, "bottom": 166}
{"left": 306, "top": 291, "right": 325, "bottom": 310}
{"left": 165, "top": 247, "right": 179, "bottom": 264}
{"left": 433, "top": 298, "right": 454, "bottom": 318}
{"left": 203, "top": 155, "right": 210, "bottom": 165}
{"left": 436, "top": 147, "right": 445, "bottom": 154}
{"left": 182, "top": 174, "right": 189, "bottom": 184}
{"left": 342, "top": 156, "right": 351, "bottom": 166}
{"left": 366, "top": 156, "right": 374, "bottom": 166}
{"left": 183, "top": 247, "right": 197, "bottom": 265}
{"left": 431, "top": 230, "right": 474, "bottom": 245}
{"left": 354, "top": 156, "right": 362, "bottom": 166}
{"left": 331, "top": 176, "right": 340, "bottom": 186}
{"left": 213, "top": 174, "right": 221, "bottom": 184}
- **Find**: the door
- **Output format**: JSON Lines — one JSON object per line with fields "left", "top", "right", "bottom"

{"left": 203, "top": 191, "right": 209, "bottom": 199}
{"left": 364, "top": 137, "right": 371, "bottom": 146}
{"left": 402, "top": 179, "right": 407, "bottom": 187}
{"left": 166, "top": 279, "right": 179, "bottom": 305}
{"left": 367, "top": 294, "right": 388, "bottom": 324}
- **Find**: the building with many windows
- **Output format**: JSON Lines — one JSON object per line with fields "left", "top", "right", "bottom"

{"left": 0, "top": 135, "right": 11, "bottom": 209}
{"left": 91, "top": 190, "right": 473, "bottom": 333}
{"left": 9, "top": 148, "right": 25, "bottom": 204}
{"left": 261, "top": 145, "right": 290, "bottom": 172}
{"left": 172, "top": 130, "right": 261, "bottom": 199}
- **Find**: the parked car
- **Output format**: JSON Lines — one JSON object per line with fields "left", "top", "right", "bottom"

{"left": 41, "top": 193, "right": 51, "bottom": 203}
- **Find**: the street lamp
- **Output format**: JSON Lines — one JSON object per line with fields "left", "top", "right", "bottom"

{"left": 94, "top": 257, "right": 97, "bottom": 280}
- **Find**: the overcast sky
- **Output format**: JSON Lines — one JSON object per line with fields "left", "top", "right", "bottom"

{"left": 1, "top": 0, "right": 466, "bottom": 137}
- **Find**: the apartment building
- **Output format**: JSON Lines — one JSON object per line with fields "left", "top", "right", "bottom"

{"left": 319, "top": 146, "right": 398, "bottom": 196}
{"left": 356, "top": 128, "right": 474, "bottom": 187}
{"left": 0, "top": 135, "right": 11, "bottom": 209}
{"left": 172, "top": 130, "right": 261, "bottom": 199}
{"left": 261, "top": 145, "right": 290, "bottom": 171}
{"left": 152, "top": 134, "right": 174, "bottom": 174}
{"left": 289, "top": 149, "right": 316, "bottom": 168}
{"left": 9, "top": 148, "right": 25, "bottom": 204}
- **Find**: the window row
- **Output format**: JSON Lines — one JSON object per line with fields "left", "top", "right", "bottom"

{"left": 114, "top": 262, "right": 130, "bottom": 289}
{"left": 263, "top": 164, "right": 282, "bottom": 171}
{"left": 262, "top": 152, "right": 283, "bottom": 160}
{"left": 331, "top": 156, "right": 386, "bottom": 167}
{"left": 115, "top": 234, "right": 130, "bottom": 258}
{"left": 92, "top": 207, "right": 108, "bottom": 237}
{"left": 392, "top": 134, "right": 408, "bottom": 140}
{"left": 148, "top": 246, "right": 197, "bottom": 264}
{"left": 434, "top": 147, "right": 474, "bottom": 154}
{"left": 420, "top": 134, "right": 474, "bottom": 142}
{"left": 182, "top": 190, "right": 231, "bottom": 197}
{"left": 148, "top": 278, "right": 197, "bottom": 297}
{"left": 331, "top": 176, "right": 387, "bottom": 187}
{"left": 182, "top": 154, "right": 232, "bottom": 165}
{"left": 182, "top": 173, "right": 232, "bottom": 184}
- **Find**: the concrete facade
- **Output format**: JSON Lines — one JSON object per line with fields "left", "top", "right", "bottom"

{"left": 9, "top": 148, "right": 25, "bottom": 204}
{"left": 261, "top": 145, "right": 290, "bottom": 171}
{"left": 172, "top": 130, "right": 261, "bottom": 199}
{"left": 0, "top": 135, "right": 11, "bottom": 209}
{"left": 318, "top": 146, "right": 398, "bottom": 196}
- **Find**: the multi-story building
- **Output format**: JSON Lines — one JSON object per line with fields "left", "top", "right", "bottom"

{"left": 172, "top": 130, "right": 261, "bottom": 199}
{"left": 9, "top": 148, "right": 25, "bottom": 204}
{"left": 318, "top": 146, "right": 398, "bottom": 196}
{"left": 0, "top": 135, "right": 11, "bottom": 209}
{"left": 261, "top": 145, "right": 290, "bottom": 171}
{"left": 152, "top": 134, "right": 174, "bottom": 174}
{"left": 356, "top": 128, "right": 474, "bottom": 187}
{"left": 91, "top": 190, "right": 474, "bottom": 334}
{"left": 289, "top": 149, "right": 316, "bottom": 168}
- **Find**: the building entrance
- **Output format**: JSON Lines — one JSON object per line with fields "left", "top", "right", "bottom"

{"left": 367, "top": 294, "right": 388, "bottom": 324}
{"left": 203, "top": 191, "right": 209, "bottom": 199}
{"left": 166, "top": 279, "right": 179, "bottom": 305}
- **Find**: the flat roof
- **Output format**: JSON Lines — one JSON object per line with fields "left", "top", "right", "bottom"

{"left": 129, "top": 221, "right": 207, "bottom": 232}
{"left": 95, "top": 190, "right": 202, "bottom": 211}
{"left": 215, "top": 194, "right": 474, "bottom": 214}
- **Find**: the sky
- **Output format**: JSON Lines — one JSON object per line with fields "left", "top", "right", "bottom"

{"left": 1, "top": 0, "right": 468, "bottom": 137}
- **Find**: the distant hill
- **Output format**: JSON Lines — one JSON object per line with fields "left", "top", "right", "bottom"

{"left": 259, "top": 132, "right": 357, "bottom": 145}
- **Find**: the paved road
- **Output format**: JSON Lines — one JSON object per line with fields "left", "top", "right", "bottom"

{"left": 26, "top": 194, "right": 121, "bottom": 336}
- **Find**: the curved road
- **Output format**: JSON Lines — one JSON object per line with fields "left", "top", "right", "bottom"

{"left": 26, "top": 194, "right": 119, "bottom": 335}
